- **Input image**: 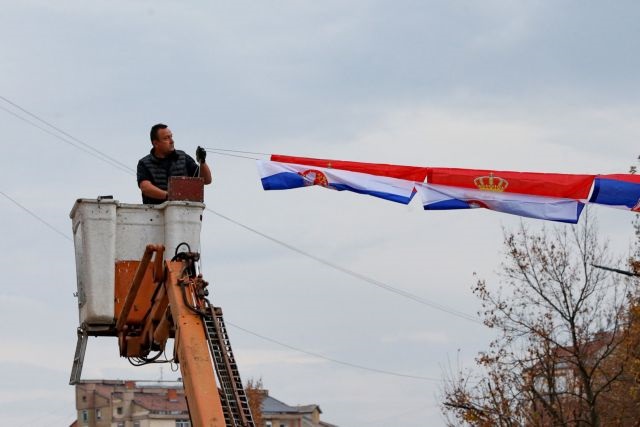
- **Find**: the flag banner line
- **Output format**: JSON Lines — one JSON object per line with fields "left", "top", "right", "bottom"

{"left": 417, "top": 183, "right": 585, "bottom": 223}
{"left": 271, "top": 154, "right": 428, "bottom": 182}
{"left": 427, "top": 167, "right": 594, "bottom": 199}
{"left": 589, "top": 174, "right": 640, "bottom": 211}
{"left": 257, "top": 160, "right": 418, "bottom": 204}
{"left": 260, "top": 155, "right": 640, "bottom": 222}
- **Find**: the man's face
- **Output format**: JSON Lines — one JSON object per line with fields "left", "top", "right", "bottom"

{"left": 153, "top": 127, "right": 175, "bottom": 157}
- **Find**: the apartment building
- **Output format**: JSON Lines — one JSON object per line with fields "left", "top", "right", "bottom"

{"left": 261, "top": 391, "right": 338, "bottom": 427}
{"left": 73, "top": 380, "right": 338, "bottom": 427}
{"left": 74, "top": 380, "right": 190, "bottom": 427}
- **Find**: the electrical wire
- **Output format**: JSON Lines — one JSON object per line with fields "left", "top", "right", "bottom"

{"left": 1, "top": 94, "right": 480, "bottom": 324}
{"left": 0, "top": 190, "right": 445, "bottom": 382}
{"left": 0, "top": 95, "right": 135, "bottom": 174}
{"left": 227, "top": 321, "right": 442, "bottom": 382}
{"left": 0, "top": 190, "right": 72, "bottom": 242}
{"left": 0, "top": 105, "right": 134, "bottom": 175}
{"left": 1, "top": 96, "right": 480, "bottom": 380}
{"left": 16, "top": 399, "right": 76, "bottom": 427}
{"left": 206, "top": 207, "right": 482, "bottom": 324}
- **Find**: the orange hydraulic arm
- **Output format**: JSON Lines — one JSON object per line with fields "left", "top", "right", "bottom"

{"left": 114, "top": 244, "right": 253, "bottom": 427}
{"left": 164, "top": 260, "right": 227, "bottom": 426}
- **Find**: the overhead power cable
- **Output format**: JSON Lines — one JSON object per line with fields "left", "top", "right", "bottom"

{"left": 207, "top": 208, "right": 481, "bottom": 324}
{"left": 0, "top": 190, "right": 72, "bottom": 242}
{"left": 16, "top": 398, "right": 75, "bottom": 427}
{"left": 227, "top": 321, "right": 441, "bottom": 381}
{"left": 2, "top": 94, "right": 480, "bottom": 323}
{"left": 0, "top": 97, "right": 134, "bottom": 175}
{"left": 1, "top": 94, "right": 480, "bottom": 324}
{"left": 3, "top": 188, "right": 440, "bottom": 382}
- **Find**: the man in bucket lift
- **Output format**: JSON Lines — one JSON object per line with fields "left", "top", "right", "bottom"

{"left": 137, "top": 123, "right": 212, "bottom": 204}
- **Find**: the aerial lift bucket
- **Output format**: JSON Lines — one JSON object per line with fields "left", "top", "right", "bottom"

{"left": 69, "top": 198, "right": 205, "bottom": 330}
{"left": 68, "top": 181, "right": 205, "bottom": 386}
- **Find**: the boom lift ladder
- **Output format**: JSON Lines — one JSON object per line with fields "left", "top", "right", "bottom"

{"left": 69, "top": 187, "right": 254, "bottom": 427}
{"left": 71, "top": 243, "right": 255, "bottom": 427}
{"left": 205, "top": 306, "right": 254, "bottom": 426}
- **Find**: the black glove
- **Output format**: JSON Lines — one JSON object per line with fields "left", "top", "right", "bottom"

{"left": 196, "top": 146, "right": 207, "bottom": 163}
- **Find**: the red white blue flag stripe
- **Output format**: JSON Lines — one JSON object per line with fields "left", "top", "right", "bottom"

{"left": 257, "top": 154, "right": 640, "bottom": 222}
{"left": 418, "top": 168, "right": 595, "bottom": 223}
{"left": 417, "top": 183, "right": 586, "bottom": 223}
{"left": 257, "top": 160, "right": 419, "bottom": 204}
{"left": 426, "top": 167, "right": 594, "bottom": 199}
{"left": 589, "top": 174, "right": 640, "bottom": 211}
{"left": 270, "top": 154, "right": 428, "bottom": 182}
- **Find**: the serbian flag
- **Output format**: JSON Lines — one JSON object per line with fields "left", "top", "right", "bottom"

{"left": 257, "top": 159, "right": 423, "bottom": 204}
{"left": 270, "top": 154, "right": 429, "bottom": 181}
{"left": 417, "top": 168, "right": 595, "bottom": 223}
{"left": 589, "top": 174, "right": 640, "bottom": 211}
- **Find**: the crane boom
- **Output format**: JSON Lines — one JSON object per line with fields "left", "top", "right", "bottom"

{"left": 115, "top": 247, "right": 255, "bottom": 427}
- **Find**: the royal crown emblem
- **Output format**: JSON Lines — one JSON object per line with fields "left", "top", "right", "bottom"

{"left": 474, "top": 173, "right": 508, "bottom": 192}
{"left": 299, "top": 169, "right": 329, "bottom": 187}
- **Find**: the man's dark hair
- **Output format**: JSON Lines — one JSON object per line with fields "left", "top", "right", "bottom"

{"left": 150, "top": 123, "right": 168, "bottom": 142}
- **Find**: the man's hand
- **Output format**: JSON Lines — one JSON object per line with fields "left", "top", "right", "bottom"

{"left": 196, "top": 146, "right": 207, "bottom": 163}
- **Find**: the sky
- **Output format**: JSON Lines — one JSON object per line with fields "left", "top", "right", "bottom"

{"left": 2, "top": 1, "right": 640, "bottom": 426}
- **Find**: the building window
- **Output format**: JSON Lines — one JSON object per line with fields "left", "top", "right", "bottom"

{"left": 117, "top": 422, "right": 125, "bottom": 427}
{"left": 556, "top": 375, "right": 568, "bottom": 393}
{"left": 81, "top": 409, "right": 89, "bottom": 423}
{"left": 176, "top": 421, "right": 191, "bottom": 427}
{"left": 96, "top": 408, "right": 101, "bottom": 420}
{"left": 117, "top": 406, "right": 123, "bottom": 415}
{"left": 134, "top": 421, "right": 141, "bottom": 427}
{"left": 266, "top": 422, "right": 272, "bottom": 427}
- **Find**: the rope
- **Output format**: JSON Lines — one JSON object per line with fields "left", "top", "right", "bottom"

{"left": 206, "top": 150, "right": 261, "bottom": 161}
{"left": 202, "top": 147, "right": 270, "bottom": 157}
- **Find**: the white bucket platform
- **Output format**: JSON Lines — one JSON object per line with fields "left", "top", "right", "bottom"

{"left": 70, "top": 198, "right": 204, "bottom": 329}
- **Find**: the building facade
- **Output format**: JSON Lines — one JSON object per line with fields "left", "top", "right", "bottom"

{"left": 261, "top": 391, "right": 338, "bottom": 427}
{"left": 74, "top": 380, "right": 190, "bottom": 427}
{"left": 74, "top": 380, "right": 338, "bottom": 427}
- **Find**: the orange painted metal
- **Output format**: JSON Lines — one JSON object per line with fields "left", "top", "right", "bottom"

{"left": 153, "top": 245, "right": 165, "bottom": 283}
{"left": 122, "top": 335, "right": 143, "bottom": 357}
{"left": 116, "top": 244, "right": 164, "bottom": 331}
{"left": 164, "top": 260, "right": 226, "bottom": 427}
{"left": 114, "top": 261, "right": 156, "bottom": 327}
{"left": 113, "top": 246, "right": 226, "bottom": 426}
{"left": 152, "top": 306, "right": 172, "bottom": 346}
{"left": 142, "top": 284, "right": 172, "bottom": 349}
{"left": 114, "top": 245, "right": 167, "bottom": 356}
